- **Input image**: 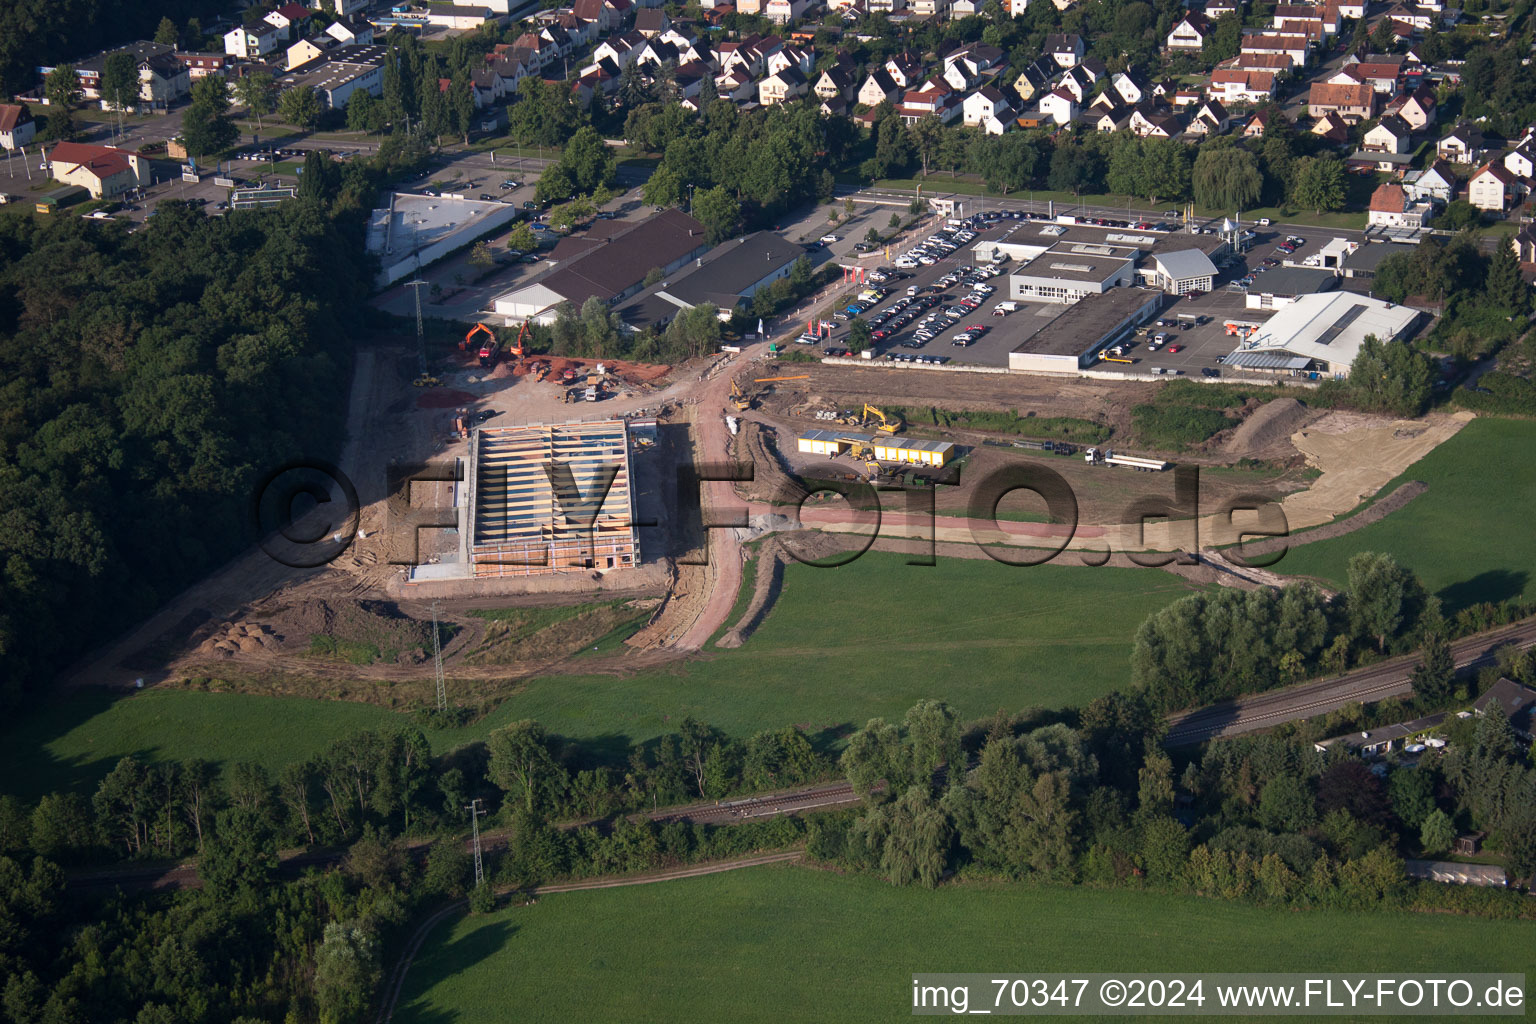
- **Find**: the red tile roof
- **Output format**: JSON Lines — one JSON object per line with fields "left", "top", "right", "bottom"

{"left": 1369, "top": 183, "right": 1405, "bottom": 212}
{"left": 48, "top": 141, "right": 136, "bottom": 181}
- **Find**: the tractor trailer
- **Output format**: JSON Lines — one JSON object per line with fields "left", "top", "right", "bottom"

{"left": 1084, "top": 447, "right": 1170, "bottom": 471}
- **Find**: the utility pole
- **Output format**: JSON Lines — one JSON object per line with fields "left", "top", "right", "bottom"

{"left": 431, "top": 600, "right": 446, "bottom": 712}
{"left": 405, "top": 278, "right": 430, "bottom": 375}
{"left": 466, "top": 798, "right": 485, "bottom": 888}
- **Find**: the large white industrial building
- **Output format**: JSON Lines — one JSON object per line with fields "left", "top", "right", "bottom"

{"left": 1225, "top": 291, "right": 1421, "bottom": 378}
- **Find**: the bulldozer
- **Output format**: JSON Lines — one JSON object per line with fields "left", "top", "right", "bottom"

{"left": 861, "top": 403, "right": 902, "bottom": 435}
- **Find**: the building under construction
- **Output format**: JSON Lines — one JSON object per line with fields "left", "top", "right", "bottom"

{"left": 468, "top": 420, "right": 639, "bottom": 577}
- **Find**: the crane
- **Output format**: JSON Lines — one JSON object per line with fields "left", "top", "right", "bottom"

{"left": 861, "top": 403, "right": 902, "bottom": 435}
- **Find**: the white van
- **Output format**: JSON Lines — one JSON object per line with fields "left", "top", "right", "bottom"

{"left": 992, "top": 301, "right": 1019, "bottom": 316}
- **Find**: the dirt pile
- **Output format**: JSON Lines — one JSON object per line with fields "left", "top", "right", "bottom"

{"left": 259, "top": 598, "right": 436, "bottom": 655}
{"left": 193, "top": 622, "right": 285, "bottom": 659}
{"left": 1225, "top": 398, "right": 1311, "bottom": 458}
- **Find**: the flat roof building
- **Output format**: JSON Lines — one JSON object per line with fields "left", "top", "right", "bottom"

{"left": 795, "top": 429, "right": 954, "bottom": 466}
{"left": 469, "top": 420, "right": 639, "bottom": 577}
{"left": 1007, "top": 239, "right": 1139, "bottom": 304}
{"left": 1244, "top": 266, "right": 1338, "bottom": 310}
{"left": 1146, "top": 249, "right": 1218, "bottom": 295}
{"left": 1008, "top": 286, "right": 1164, "bottom": 373}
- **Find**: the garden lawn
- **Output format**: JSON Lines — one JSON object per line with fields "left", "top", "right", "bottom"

{"left": 1276, "top": 418, "right": 1536, "bottom": 612}
{"left": 4, "top": 554, "right": 1203, "bottom": 796}
{"left": 394, "top": 864, "right": 1536, "bottom": 1024}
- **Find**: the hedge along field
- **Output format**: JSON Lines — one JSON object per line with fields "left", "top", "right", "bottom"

{"left": 4, "top": 554, "right": 1205, "bottom": 797}
{"left": 1276, "top": 418, "right": 1536, "bottom": 612}
{"left": 394, "top": 865, "right": 1536, "bottom": 1024}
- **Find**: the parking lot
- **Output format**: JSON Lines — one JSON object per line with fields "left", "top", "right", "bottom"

{"left": 801, "top": 211, "right": 1273, "bottom": 378}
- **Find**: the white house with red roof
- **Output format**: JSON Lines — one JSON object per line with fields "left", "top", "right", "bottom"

{"left": 0, "top": 104, "right": 36, "bottom": 151}
{"left": 47, "top": 142, "right": 147, "bottom": 199}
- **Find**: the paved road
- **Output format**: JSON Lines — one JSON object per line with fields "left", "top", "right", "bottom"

{"left": 1165, "top": 615, "right": 1536, "bottom": 744}
{"left": 374, "top": 851, "right": 805, "bottom": 1023}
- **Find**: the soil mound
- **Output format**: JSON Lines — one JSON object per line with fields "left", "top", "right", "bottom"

{"left": 261, "top": 598, "right": 435, "bottom": 654}
{"left": 1226, "top": 398, "right": 1310, "bottom": 458}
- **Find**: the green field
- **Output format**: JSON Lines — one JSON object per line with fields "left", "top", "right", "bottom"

{"left": 1276, "top": 418, "right": 1536, "bottom": 612}
{"left": 395, "top": 864, "right": 1536, "bottom": 1024}
{"left": 4, "top": 554, "right": 1202, "bottom": 797}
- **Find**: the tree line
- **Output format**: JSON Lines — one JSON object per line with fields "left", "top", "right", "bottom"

{"left": 810, "top": 688, "right": 1536, "bottom": 909}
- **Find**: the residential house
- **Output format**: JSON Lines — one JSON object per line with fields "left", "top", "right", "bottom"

{"left": 858, "top": 70, "right": 901, "bottom": 106}
{"left": 758, "top": 65, "right": 808, "bottom": 105}
{"left": 963, "top": 86, "right": 1013, "bottom": 133}
{"left": 46, "top": 141, "right": 146, "bottom": 199}
{"left": 1471, "top": 677, "right": 1536, "bottom": 741}
{"left": 635, "top": 8, "right": 671, "bottom": 34}
{"left": 1437, "top": 123, "right": 1487, "bottom": 164}
{"left": 1056, "top": 66, "right": 1093, "bottom": 102}
{"left": 1173, "top": 86, "right": 1203, "bottom": 107}
{"left": 73, "top": 42, "right": 190, "bottom": 110}
{"left": 1308, "top": 81, "right": 1376, "bottom": 123}
{"left": 1348, "top": 54, "right": 1406, "bottom": 94}
{"left": 1243, "top": 107, "right": 1282, "bottom": 136}
{"left": 884, "top": 51, "right": 924, "bottom": 88}
{"left": 1012, "top": 61, "right": 1052, "bottom": 102}
{"left": 1367, "top": 183, "right": 1431, "bottom": 227}
{"left": 1240, "top": 33, "right": 1309, "bottom": 69}
{"left": 593, "top": 32, "right": 642, "bottom": 69}
{"left": 1274, "top": 2, "right": 1339, "bottom": 33}
{"left": 1504, "top": 142, "right": 1536, "bottom": 181}
{"left": 312, "top": 0, "right": 368, "bottom": 13}
{"left": 1093, "top": 106, "right": 1131, "bottom": 132}
{"left": 868, "top": 0, "right": 908, "bottom": 12}
{"left": 286, "top": 36, "right": 337, "bottom": 71}
{"left": 1402, "top": 160, "right": 1457, "bottom": 203}
{"left": 263, "top": 3, "right": 313, "bottom": 42}
{"left": 714, "top": 66, "right": 757, "bottom": 102}
{"left": 910, "top": 0, "right": 950, "bottom": 16}
{"left": 1185, "top": 98, "right": 1231, "bottom": 136}
{"left": 1231, "top": 51, "right": 1294, "bottom": 74}
{"left": 573, "top": 0, "right": 617, "bottom": 32}
{"left": 815, "top": 64, "right": 857, "bottom": 101}
{"left": 326, "top": 16, "right": 375, "bottom": 46}
{"left": 1334, "top": 0, "right": 1366, "bottom": 16}
{"left": 1515, "top": 226, "right": 1536, "bottom": 265}
{"left": 764, "top": 0, "right": 812, "bottom": 22}
{"left": 765, "top": 44, "right": 813, "bottom": 76}
{"left": 1363, "top": 114, "right": 1413, "bottom": 153}
{"left": 1311, "top": 110, "right": 1351, "bottom": 144}
{"left": 225, "top": 21, "right": 283, "bottom": 58}
{"left": 1208, "top": 69, "right": 1277, "bottom": 105}
{"left": 1468, "top": 161, "right": 1517, "bottom": 213}
{"left": 1007, "top": 0, "right": 1030, "bottom": 14}
{"left": 942, "top": 44, "right": 1005, "bottom": 91}
{"left": 1166, "top": 12, "right": 1211, "bottom": 50}
{"left": 1038, "top": 87, "right": 1079, "bottom": 125}
{"left": 0, "top": 104, "right": 36, "bottom": 151}
{"left": 1383, "top": 86, "right": 1436, "bottom": 131}
{"left": 1111, "top": 69, "right": 1149, "bottom": 106}
{"left": 175, "top": 52, "right": 230, "bottom": 80}
{"left": 1045, "top": 34, "right": 1085, "bottom": 68}
{"left": 899, "top": 80, "right": 960, "bottom": 123}
{"left": 1131, "top": 105, "right": 1185, "bottom": 138}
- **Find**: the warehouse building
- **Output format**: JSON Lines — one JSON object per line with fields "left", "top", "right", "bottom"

{"left": 491, "top": 210, "right": 710, "bottom": 324}
{"left": 796, "top": 429, "right": 954, "bottom": 466}
{"left": 1008, "top": 286, "right": 1164, "bottom": 373}
{"left": 469, "top": 420, "right": 639, "bottom": 578}
{"left": 1225, "top": 291, "right": 1420, "bottom": 378}
{"left": 615, "top": 231, "right": 803, "bottom": 331}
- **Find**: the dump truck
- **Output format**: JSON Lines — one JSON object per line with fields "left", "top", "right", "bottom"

{"left": 560, "top": 367, "right": 578, "bottom": 385}
{"left": 1083, "top": 447, "right": 1170, "bottom": 471}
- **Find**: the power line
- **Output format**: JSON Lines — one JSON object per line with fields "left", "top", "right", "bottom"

{"left": 404, "top": 279, "right": 430, "bottom": 375}
{"left": 466, "top": 798, "right": 484, "bottom": 888}
{"left": 431, "top": 600, "right": 445, "bottom": 713}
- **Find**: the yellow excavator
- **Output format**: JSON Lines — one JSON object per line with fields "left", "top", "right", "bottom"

{"left": 730, "top": 379, "right": 751, "bottom": 411}
{"left": 861, "top": 403, "right": 902, "bottom": 435}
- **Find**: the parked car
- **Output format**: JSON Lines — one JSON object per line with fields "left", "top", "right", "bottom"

{"left": 820, "top": 234, "right": 839, "bottom": 243}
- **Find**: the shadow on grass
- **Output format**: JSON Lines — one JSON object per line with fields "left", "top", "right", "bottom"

{"left": 0, "top": 689, "right": 156, "bottom": 801}
{"left": 398, "top": 918, "right": 520, "bottom": 1024}
{"left": 1438, "top": 569, "right": 1530, "bottom": 616}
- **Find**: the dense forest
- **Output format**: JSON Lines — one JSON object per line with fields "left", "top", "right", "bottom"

{"left": 0, "top": 158, "right": 392, "bottom": 708}
{"left": 0, "top": 0, "right": 231, "bottom": 99}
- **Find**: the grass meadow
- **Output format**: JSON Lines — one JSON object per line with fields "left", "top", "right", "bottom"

{"left": 394, "top": 864, "right": 1536, "bottom": 1024}
{"left": 4, "top": 554, "right": 1203, "bottom": 797}
{"left": 1276, "top": 418, "right": 1536, "bottom": 612}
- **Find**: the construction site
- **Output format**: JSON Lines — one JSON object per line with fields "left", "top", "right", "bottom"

{"left": 64, "top": 252, "right": 1472, "bottom": 716}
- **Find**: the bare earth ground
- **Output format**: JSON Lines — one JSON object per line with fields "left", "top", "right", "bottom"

{"left": 63, "top": 314, "right": 1474, "bottom": 704}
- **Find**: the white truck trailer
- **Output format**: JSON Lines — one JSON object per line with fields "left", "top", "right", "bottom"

{"left": 1084, "top": 447, "right": 1170, "bottom": 471}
